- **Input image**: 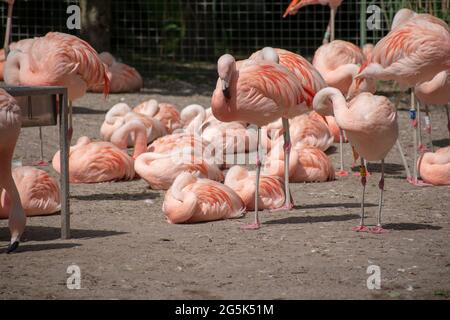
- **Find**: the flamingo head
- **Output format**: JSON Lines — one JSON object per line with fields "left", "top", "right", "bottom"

{"left": 218, "top": 54, "right": 236, "bottom": 99}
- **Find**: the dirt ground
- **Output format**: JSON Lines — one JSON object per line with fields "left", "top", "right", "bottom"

{"left": 0, "top": 80, "right": 449, "bottom": 300}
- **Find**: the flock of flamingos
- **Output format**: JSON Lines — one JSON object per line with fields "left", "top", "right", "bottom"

{"left": 0, "top": 0, "right": 449, "bottom": 253}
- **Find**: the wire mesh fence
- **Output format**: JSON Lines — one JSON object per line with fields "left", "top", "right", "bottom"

{"left": 1, "top": 1, "right": 449, "bottom": 81}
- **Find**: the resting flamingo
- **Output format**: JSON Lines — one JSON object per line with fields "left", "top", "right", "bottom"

{"left": 313, "top": 88, "right": 398, "bottom": 233}
{"left": 225, "top": 165, "right": 287, "bottom": 211}
{"left": 0, "top": 88, "right": 26, "bottom": 253}
{"left": 134, "top": 99, "right": 182, "bottom": 133}
{"left": 53, "top": 120, "right": 147, "bottom": 183}
{"left": 89, "top": 52, "right": 143, "bottom": 93}
{"left": 100, "top": 102, "right": 167, "bottom": 146}
{"left": 0, "top": 167, "right": 60, "bottom": 218}
{"left": 134, "top": 148, "right": 224, "bottom": 190}
{"left": 163, "top": 172, "right": 245, "bottom": 224}
{"left": 4, "top": 32, "right": 110, "bottom": 142}
{"left": 283, "top": 0, "right": 343, "bottom": 44}
{"left": 417, "top": 147, "right": 450, "bottom": 186}
{"left": 356, "top": 16, "right": 450, "bottom": 185}
{"left": 211, "top": 48, "right": 313, "bottom": 229}
{"left": 264, "top": 140, "right": 335, "bottom": 183}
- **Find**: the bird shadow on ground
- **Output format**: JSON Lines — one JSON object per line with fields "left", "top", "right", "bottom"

{"left": 351, "top": 162, "right": 405, "bottom": 174}
{"left": 71, "top": 191, "right": 160, "bottom": 201}
{"left": 72, "top": 106, "right": 106, "bottom": 115}
{"left": 0, "top": 242, "right": 81, "bottom": 254}
{"left": 264, "top": 213, "right": 360, "bottom": 225}
{"left": 383, "top": 223, "right": 442, "bottom": 231}
{"left": 295, "top": 202, "right": 376, "bottom": 209}
{"left": 432, "top": 138, "right": 450, "bottom": 148}
{"left": 0, "top": 226, "right": 127, "bottom": 242}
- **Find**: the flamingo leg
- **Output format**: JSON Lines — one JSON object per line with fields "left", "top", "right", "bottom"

{"left": 417, "top": 100, "right": 424, "bottom": 152}
{"left": 31, "top": 127, "right": 49, "bottom": 167}
{"left": 330, "top": 7, "right": 336, "bottom": 42}
{"left": 3, "top": 0, "right": 14, "bottom": 55}
{"left": 370, "top": 159, "right": 388, "bottom": 234}
{"left": 272, "top": 118, "right": 294, "bottom": 211}
{"left": 410, "top": 89, "right": 419, "bottom": 184}
{"left": 424, "top": 104, "right": 433, "bottom": 152}
{"left": 242, "top": 127, "right": 262, "bottom": 230}
{"left": 396, "top": 139, "right": 412, "bottom": 180}
{"left": 282, "top": 118, "right": 293, "bottom": 209}
{"left": 322, "top": 21, "right": 331, "bottom": 44}
{"left": 353, "top": 157, "right": 369, "bottom": 232}
{"left": 336, "top": 128, "right": 349, "bottom": 177}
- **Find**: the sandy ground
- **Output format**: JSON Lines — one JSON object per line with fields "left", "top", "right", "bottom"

{"left": 0, "top": 81, "right": 449, "bottom": 300}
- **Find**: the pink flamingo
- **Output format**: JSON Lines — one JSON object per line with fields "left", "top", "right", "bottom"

{"left": 4, "top": 32, "right": 110, "bottom": 142}
{"left": 100, "top": 102, "right": 167, "bottom": 146}
{"left": 147, "top": 131, "right": 210, "bottom": 155}
{"left": 0, "top": 88, "right": 26, "bottom": 253}
{"left": 0, "top": 166, "right": 60, "bottom": 218}
{"left": 134, "top": 99, "right": 182, "bottom": 133}
{"left": 313, "top": 88, "right": 398, "bottom": 233}
{"left": 134, "top": 148, "right": 224, "bottom": 190}
{"left": 266, "top": 112, "right": 333, "bottom": 152}
{"left": 212, "top": 48, "right": 314, "bottom": 229}
{"left": 414, "top": 70, "right": 450, "bottom": 149}
{"left": 89, "top": 52, "right": 143, "bottom": 93}
{"left": 265, "top": 140, "right": 335, "bottom": 183}
{"left": 313, "top": 40, "right": 375, "bottom": 176}
{"left": 417, "top": 147, "right": 450, "bottom": 186}
{"left": 225, "top": 165, "right": 287, "bottom": 211}
{"left": 356, "top": 16, "right": 450, "bottom": 185}
{"left": 53, "top": 120, "right": 147, "bottom": 183}
{"left": 283, "top": 0, "right": 343, "bottom": 43}
{"left": 163, "top": 172, "right": 245, "bottom": 224}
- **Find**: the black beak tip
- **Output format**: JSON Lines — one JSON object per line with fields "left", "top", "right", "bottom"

{"left": 223, "top": 88, "right": 231, "bottom": 99}
{"left": 6, "top": 241, "right": 19, "bottom": 254}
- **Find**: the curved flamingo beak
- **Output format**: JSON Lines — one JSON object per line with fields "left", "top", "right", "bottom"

{"left": 283, "top": 0, "right": 302, "bottom": 18}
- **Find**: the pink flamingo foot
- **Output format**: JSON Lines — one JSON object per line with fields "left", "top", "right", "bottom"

{"left": 270, "top": 203, "right": 294, "bottom": 212}
{"left": 352, "top": 225, "right": 370, "bottom": 232}
{"left": 32, "top": 160, "right": 49, "bottom": 167}
{"left": 406, "top": 177, "right": 433, "bottom": 187}
{"left": 241, "top": 222, "right": 261, "bottom": 230}
{"left": 335, "top": 170, "right": 349, "bottom": 177}
{"left": 370, "top": 226, "right": 389, "bottom": 234}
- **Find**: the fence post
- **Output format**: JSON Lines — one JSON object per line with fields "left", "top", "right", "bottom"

{"left": 359, "top": 0, "right": 367, "bottom": 47}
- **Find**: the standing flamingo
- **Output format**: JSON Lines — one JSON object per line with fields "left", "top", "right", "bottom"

{"left": 0, "top": 166, "right": 61, "bottom": 218}
{"left": 313, "top": 88, "right": 398, "bottom": 233}
{"left": 0, "top": 88, "right": 26, "bottom": 253}
{"left": 283, "top": 0, "right": 343, "bottom": 43}
{"left": 53, "top": 120, "right": 147, "bottom": 183}
{"left": 211, "top": 48, "right": 312, "bottom": 229}
{"left": 313, "top": 40, "right": 375, "bottom": 176}
{"left": 163, "top": 172, "right": 245, "bottom": 224}
{"left": 4, "top": 32, "right": 110, "bottom": 143}
{"left": 414, "top": 70, "right": 450, "bottom": 149}
{"left": 356, "top": 17, "right": 450, "bottom": 185}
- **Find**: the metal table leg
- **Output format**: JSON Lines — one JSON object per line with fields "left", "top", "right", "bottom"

{"left": 59, "top": 92, "right": 70, "bottom": 239}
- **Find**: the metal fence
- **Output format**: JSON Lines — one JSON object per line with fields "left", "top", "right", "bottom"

{"left": 1, "top": 1, "right": 449, "bottom": 81}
